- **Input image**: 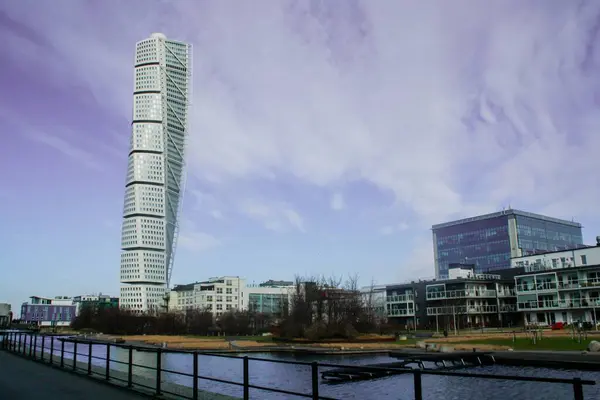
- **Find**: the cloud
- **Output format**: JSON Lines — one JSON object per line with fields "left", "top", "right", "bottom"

{"left": 330, "top": 193, "right": 345, "bottom": 211}
{"left": 239, "top": 199, "right": 305, "bottom": 233}
{"left": 26, "top": 130, "right": 105, "bottom": 171}
{"left": 4, "top": 0, "right": 600, "bottom": 228}
{"left": 379, "top": 222, "right": 409, "bottom": 236}
{"left": 210, "top": 210, "right": 224, "bottom": 219}
{"left": 178, "top": 230, "right": 222, "bottom": 252}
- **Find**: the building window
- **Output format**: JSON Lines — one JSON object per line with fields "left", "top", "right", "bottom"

{"left": 226, "top": 280, "right": 232, "bottom": 286}
{"left": 581, "top": 255, "right": 588, "bottom": 265}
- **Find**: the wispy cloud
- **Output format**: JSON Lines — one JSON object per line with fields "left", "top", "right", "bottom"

{"left": 330, "top": 193, "right": 345, "bottom": 211}
{"left": 379, "top": 222, "right": 410, "bottom": 236}
{"left": 239, "top": 199, "right": 305, "bottom": 233}
{"left": 26, "top": 130, "right": 105, "bottom": 171}
{"left": 178, "top": 229, "right": 222, "bottom": 252}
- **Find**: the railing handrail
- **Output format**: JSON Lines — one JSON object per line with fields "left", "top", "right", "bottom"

{"left": 1, "top": 332, "right": 595, "bottom": 400}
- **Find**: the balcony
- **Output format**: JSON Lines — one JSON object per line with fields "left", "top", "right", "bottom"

{"left": 426, "top": 289, "right": 497, "bottom": 300}
{"left": 387, "top": 308, "right": 414, "bottom": 317}
{"left": 558, "top": 279, "right": 600, "bottom": 291}
{"left": 499, "top": 304, "right": 517, "bottom": 312}
{"left": 386, "top": 294, "right": 414, "bottom": 303}
{"left": 497, "top": 289, "right": 516, "bottom": 297}
{"left": 516, "top": 282, "right": 558, "bottom": 294}
{"left": 426, "top": 305, "right": 497, "bottom": 316}
{"left": 517, "top": 298, "right": 600, "bottom": 311}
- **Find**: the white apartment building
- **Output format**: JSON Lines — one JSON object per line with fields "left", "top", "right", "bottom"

{"left": 169, "top": 277, "right": 248, "bottom": 318}
{"left": 512, "top": 240, "right": 600, "bottom": 326}
{"left": 120, "top": 33, "right": 192, "bottom": 313}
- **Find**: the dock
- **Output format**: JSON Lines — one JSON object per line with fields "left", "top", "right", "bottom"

{"left": 322, "top": 350, "right": 494, "bottom": 382}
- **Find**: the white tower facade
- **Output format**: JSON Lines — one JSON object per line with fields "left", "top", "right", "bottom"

{"left": 119, "top": 33, "right": 192, "bottom": 313}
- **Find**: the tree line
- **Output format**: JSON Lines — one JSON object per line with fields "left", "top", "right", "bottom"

{"left": 71, "top": 275, "right": 389, "bottom": 338}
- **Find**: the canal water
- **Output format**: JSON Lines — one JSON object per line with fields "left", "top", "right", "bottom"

{"left": 4, "top": 335, "right": 599, "bottom": 399}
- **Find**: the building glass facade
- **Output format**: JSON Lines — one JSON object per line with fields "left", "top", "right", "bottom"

{"left": 433, "top": 210, "right": 583, "bottom": 278}
{"left": 435, "top": 215, "right": 511, "bottom": 278}
{"left": 514, "top": 215, "right": 583, "bottom": 255}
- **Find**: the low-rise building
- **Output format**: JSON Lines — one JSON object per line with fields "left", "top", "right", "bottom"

{"left": 73, "top": 294, "right": 119, "bottom": 315}
{"left": 247, "top": 280, "right": 294, "bottom": 316}
{"left": 512, "top": 239, "right": 600, "bottom": 326}
{"left": 20, "top": 296, "right": 76, "bottom": 327}
{"left": 168, "top": 276, "right": 248, "bottom": 317}
{"left": 0, "top": 303, "right": 12, "bottom": 328}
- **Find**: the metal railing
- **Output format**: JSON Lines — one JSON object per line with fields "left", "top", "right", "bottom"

{"left": 0, "top": 332, "right": 596, "bottom": 400}
{"left": 427, "top": 305, "right": 498, "bottom": 316}
{"left": 426, "top": 289, "right": 497, "bottom": 300}
{"left": 518, "top": 298, "right": 600, "bottom": 311}
{"left": 386, "top": 294, "right": 414, "bottom": 303}
{"left": 387, "top": 308, "right": 415, "bottom": 317}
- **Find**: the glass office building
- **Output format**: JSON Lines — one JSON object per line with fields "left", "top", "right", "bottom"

{"left": 432, "top": 209, "right": 583, "bottom": 278}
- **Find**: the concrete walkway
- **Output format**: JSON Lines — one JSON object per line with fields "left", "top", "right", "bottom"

{"left": 0, "top": 351, "right": 146, "bottom": 400}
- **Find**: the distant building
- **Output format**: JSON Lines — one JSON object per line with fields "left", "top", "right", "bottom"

{"left": 0, "top": 303, "right": 11, "bottom": 328}
{"left": 168, "top": 276, "right": 248, "bottom": 318}
{"left": 432, "top": 209, "right": 583, "bottom": 278}
{"left": 512, "top": 239, "right": 600, "bottom": 326}
{"left": 73, "top": 294, "right": 119, "bottom": 316}
{"left": 20, "top": 296, "right": 76, "bottom": 327}
{"left": 248, "top": 280, "right": 294, "bottom": 316}
{"left": 119, "top": 33, "right": 193, "bottom": 313}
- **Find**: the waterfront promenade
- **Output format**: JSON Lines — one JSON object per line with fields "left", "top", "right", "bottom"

{"left": 0, "top": 351, "right": 145, "bottom": 400}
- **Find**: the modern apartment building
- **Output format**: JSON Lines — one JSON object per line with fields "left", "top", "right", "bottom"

{"left": 512, "top": 239, "right": 600, "bottom": 326}
{"left": 169, "top": 277, "right": 248, "bottom": 318}
{"left": 385, "top": 264, "right": 521, "bottom": 330}
{"left": 20, "top": 296, "right": 76, "bottom": 327}
{"left": 120, "top": 33, "right": 192, "bottom": 313}
{"left": 247, "top": 280, "right": 294, "bottom": 317}
{"left": 432, "top": 209, "right": 583, "bottom": 278}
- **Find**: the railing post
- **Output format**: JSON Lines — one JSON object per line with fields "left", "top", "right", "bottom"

{"left": 32, "top": 334, "right": 37, "bottom": 360}
{"left": 311, "top": 362, "right": 319, "bottom": 400}
{"left": 88, "top": 343, "right": 93, "bottom": 375}
{"left": 192, "top": 352, "right": 198, "bottom": 400}
{"left": 41, "top": 336, "right": 45, "bottom": 362}
{"left": 155, "top": 349, "right": 162, "bottom": 396}
{"left": 105, "top": 344, "right": 111, "bottom": 380}
{"left": 23, "top": 334, "right": 27, "bottom": 355}
{"left": 243, "top": 356, "right": 249, "bottom": 400}
{"left": 18, "top": 333, "right": 22, "bottom": 354}
{"left": 60, "top": 340, "right": 65, "bottom": 368}
{"left": 73, "top": 341, "right": 78, "bottom": 371}
{"left": 573, "top": 378, "right": 584, "bottom": 400}
{"left": 50, "top": 337, "right": 54, "bottom": 364}
{"left": 128, "top": 346, "right": 133, "bottom": 387}
{"left": 29, "top": 335, "right": 33, "bottom": 357}
{"left": 414, "top": 370, "right": 423, "bottom": 400}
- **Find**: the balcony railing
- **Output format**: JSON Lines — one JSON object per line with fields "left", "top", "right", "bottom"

{"left": 515, "top": 282, "right": 558, "bottom": 293}
{"left": 426, "top": 289, "right": 497, "bottom": 300}
{"left": 386, "top": 294, "right": 414, "bottom": 303}
{"left": 558, "top": 279, "right": 600, "bottom": 290}
{"left": 426, "top": 305, "right": 497, "bottom": 316}
{"left": 517, "top": 298, "right": 600, "bottom": 311}
{"left": 499, "top": 304, "right": 517, "bottom": 312}
{"left": 497, "top": 289, "right": 516, "bottom": 297}
{"left": 387, "top": 308, "right": 414, "bottom": 317}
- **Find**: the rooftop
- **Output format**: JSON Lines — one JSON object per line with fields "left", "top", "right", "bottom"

{"left": 432, "top": 208, "right": 582, "bottom": 230}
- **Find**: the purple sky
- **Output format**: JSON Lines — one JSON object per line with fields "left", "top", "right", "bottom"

{"left": 1, "top": 0, "right": 600, "bottom": 311}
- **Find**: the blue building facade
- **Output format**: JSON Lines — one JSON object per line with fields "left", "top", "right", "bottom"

{"left": 432, "top": 210, "right": 583, "bottom": 278}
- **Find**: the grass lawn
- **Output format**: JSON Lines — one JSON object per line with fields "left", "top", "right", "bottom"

{"left": 455, "top": 336, "right": 594, "bottom": 351}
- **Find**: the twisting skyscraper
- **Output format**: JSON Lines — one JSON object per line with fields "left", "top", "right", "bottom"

{"left": 120, "top": 33, "right": 192, "bottom": 313}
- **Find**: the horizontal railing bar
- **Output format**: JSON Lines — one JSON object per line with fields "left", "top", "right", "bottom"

{"left": 196, "top": 374, "right": 244, "bottom": 387}
{"left": 247, "top": 383, "right": 336, "bottom": 399}
{"left": 162, "top": 368, "right": 194, "bottom": 377}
